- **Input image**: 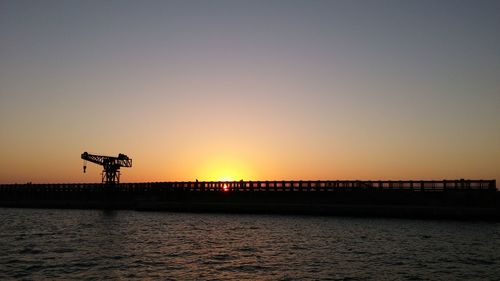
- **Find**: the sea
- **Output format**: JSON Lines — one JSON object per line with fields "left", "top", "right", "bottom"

{"left": 0, "top": 208, "right": 499, "bottom": 280}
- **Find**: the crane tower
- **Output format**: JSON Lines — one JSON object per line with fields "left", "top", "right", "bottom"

{"left": 81, "top": 152, "right": 132, "bottom": 185}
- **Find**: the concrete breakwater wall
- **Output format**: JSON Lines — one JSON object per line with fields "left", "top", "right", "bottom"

{"left": 0, "top": 180, "right": 498, "bottom": 220}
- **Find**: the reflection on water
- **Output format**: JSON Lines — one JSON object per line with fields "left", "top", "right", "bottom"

{"left": 0, "top": 208, "right": 499, "bottom": 280}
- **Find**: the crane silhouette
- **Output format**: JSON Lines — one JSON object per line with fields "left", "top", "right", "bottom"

{"left": 81, "top": 152, "right": 132, "bottom": 185}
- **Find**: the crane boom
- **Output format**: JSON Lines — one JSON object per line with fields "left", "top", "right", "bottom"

{"left": 81, "top": 152, "right": 132, "bottom": 185}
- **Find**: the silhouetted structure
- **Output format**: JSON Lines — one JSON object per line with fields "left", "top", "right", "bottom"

{"left": 0, "top": 179, "right": 498, "bottom": 220}
{"left": 81, "top": 152, "right": 132, "bottom": 184}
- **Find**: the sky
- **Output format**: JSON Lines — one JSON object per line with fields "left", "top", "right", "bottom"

{"left": 1, "top": 0, "right": 499, "bottom": 184}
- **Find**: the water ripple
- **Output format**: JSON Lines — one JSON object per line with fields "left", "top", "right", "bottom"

{"left": 0, "top": 208, "right": 499, "bottom": 280}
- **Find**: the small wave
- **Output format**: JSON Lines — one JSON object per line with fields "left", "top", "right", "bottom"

{"left": 277, "top": 275, "right": 295, "bottom": 281}
{"left": 221, "top": 264, "right": 269, "bottom": 273}
{"left": 200, "top": 253, "right": 235, "bottom": 265}
{"left": 19, "top": 248, "right": 42, "bottom": 255}
{"left": 53, "top": 248, "right": 75, "bottom": 254}
{"left": 290, "top": 244, "right": 307, "bottom": 251}
{"left": 4, "top": 258, "right": 23, "bottom": 264}
{"left": 210, "top": 253, "right": 233, "bottom": 261}
{"left": 463, "top": 257, "right": 495, "bottom": 265}
{"left": 14, "top": 235, "right": 26, "bottom": 241}
{"left": 235, "top": 246, "right": 257, "bottom": 253}
{"left": 165, "top": 251, "right": 195, "bottom": 258}
{"left": 71, "top": 261, "right": 100, "bottom": 268}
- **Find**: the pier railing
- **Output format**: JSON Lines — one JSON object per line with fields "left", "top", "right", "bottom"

{"left": 0, "top": 179, "right": 496, "bottom": 193}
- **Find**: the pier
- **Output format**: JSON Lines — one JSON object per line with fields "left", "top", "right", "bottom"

{"left": 0, "top": 179, "right": 496, "bottom": 193}
{"left": 0, "top": 179, "right": 498, "bottom": 220}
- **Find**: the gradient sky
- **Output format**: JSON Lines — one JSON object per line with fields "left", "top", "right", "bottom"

{"left": 1, "top": 0, "right": 499, "bottom": 183}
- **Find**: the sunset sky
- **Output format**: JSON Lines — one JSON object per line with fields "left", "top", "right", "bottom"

{"left": 1, "top": 0, "right": 499, "bottom": 184}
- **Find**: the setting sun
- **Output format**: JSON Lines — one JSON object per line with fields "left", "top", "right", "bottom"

{"left": 194, "top": 154, "right": 253, "bottom": 182}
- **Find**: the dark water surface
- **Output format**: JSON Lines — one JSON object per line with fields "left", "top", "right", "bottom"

{"left": 0, "top": 208, "right": 499, "bottom": 280}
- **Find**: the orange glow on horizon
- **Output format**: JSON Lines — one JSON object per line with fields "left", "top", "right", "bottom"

{"left": 194, "top": 155, "right": 253, "bottom": 182}
{"left": 218, "top": 175, "right": 235, "bottom": 182}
